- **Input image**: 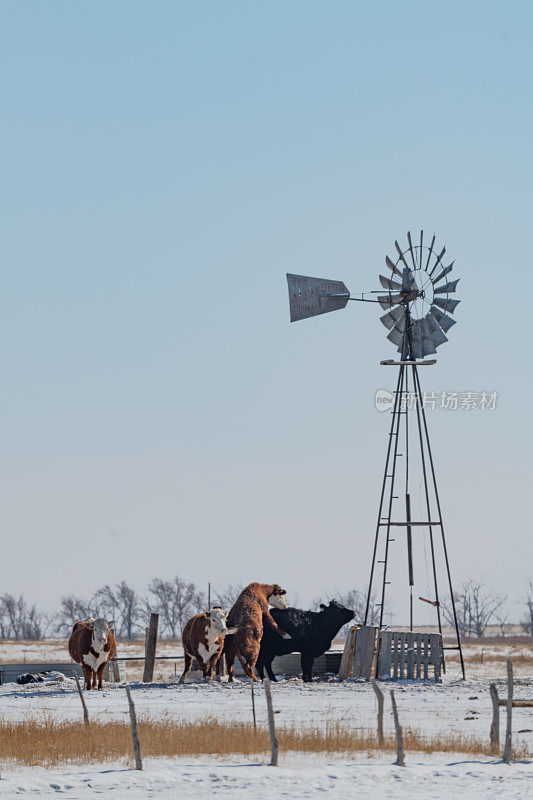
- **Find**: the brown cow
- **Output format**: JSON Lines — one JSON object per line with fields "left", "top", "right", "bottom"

{"left": 68, "top": 618, "right": 116, "bottom": 690}
{"left": 224, "top": 583, "right": 288, "bottom": 682}
{"left": 179, "top": 607, "right": 237, "bottom": 683}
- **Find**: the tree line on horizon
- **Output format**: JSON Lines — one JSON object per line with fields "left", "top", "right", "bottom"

{"left": 0, "top": 576, "right": 531, "bottom": 642}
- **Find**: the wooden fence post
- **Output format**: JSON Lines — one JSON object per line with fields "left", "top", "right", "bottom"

{"left": 74, "top": 672, "right": 89, "bottom": 725}
{"left": 264, "top": 675, "right": 279, "bottom": 766}
{"left": 390, "top": 690, "right": 405, "bottom": 767}
{"left": 503, "top": 660, "right": 513, "bottom": 764}
{"left": 143, "top": 613, "right": 159, "bottom": 683}
{"left": 489, "top": 683, "right": 500, "bottom": 754}
{"left": 125, "top": 686, "right": 143, "bottom": 770}
{"left": 370, "top": 678, "right": 384, "bottom": 745}
{"left": 110, "top": 623, "right": 120, "bottom": 682}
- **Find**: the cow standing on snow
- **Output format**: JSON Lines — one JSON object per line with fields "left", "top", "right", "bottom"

{"left": 179, "top": 607, "right": 237, "bottom": 683}
{"left": 68, "top": 618, "right": 116, "bottom": 690}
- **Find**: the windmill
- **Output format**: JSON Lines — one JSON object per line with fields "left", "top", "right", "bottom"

{"left": 286, "top": 231, "right": 465, "bottom": 679}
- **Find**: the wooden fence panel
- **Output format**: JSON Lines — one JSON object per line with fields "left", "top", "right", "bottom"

{"left": 353, "top": 626, "right": 377, "bottom": 679}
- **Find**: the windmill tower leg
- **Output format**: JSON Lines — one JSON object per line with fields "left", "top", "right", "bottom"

{"left": 412, "top": 366, "right": 466, "bottom": 679}
{"left": 364, "top": 363, "right": 406, "bottom": 627}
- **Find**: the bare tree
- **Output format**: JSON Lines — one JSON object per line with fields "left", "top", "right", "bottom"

{"left": 58, "top": 594, "right": 95, "bottom": 634}
{"left": 521, "top": 579, "right": 533, "bottom": 636}
{"left": 147, "top": 577, "right": 205, "bottom": 638}
{"left": 94, "top": 582, "right": 141, "bottom": 640}
{"left": 213, "top": 583, "right": 244, "bottom": 611}
{"left": 0, "top": 594, "right": 48, "bottom": 640}
{"left": 442, "top": 577, "right": 506, "bottom": 638}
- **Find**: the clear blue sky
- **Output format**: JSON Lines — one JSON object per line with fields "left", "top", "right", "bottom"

{"left": 1, "top": 1, "right": 531, "bottom": 623}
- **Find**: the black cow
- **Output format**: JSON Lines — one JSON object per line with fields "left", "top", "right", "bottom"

{"left": 256, "top": 600, "right": 354, "bottom": 682}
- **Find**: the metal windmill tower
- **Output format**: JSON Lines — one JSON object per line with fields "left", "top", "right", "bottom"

{"left": 286, "top": 231, "right": 465, "bottom": 679}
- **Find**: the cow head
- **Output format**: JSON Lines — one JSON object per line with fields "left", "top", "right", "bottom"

{"left": 319, "top": 600, "right": 354, "bottom": 630}
{"left": 268, "top": 585, "right": 288, "bottom": 610}
{"left": 88, "top": 618, "right": 113, "bottom": 651}
{"left": 206, "top": 607, "right": 238, "bottom": 637}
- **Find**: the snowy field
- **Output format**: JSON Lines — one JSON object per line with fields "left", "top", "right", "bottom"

{"left": 0, "top": 757, "right": 531, "bottom": 799}
{"left": 0, "top": 639, "right": 531, "bottom": 797}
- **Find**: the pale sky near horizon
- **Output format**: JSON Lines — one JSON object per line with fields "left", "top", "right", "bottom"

{"left": 1, "top": 1, "right": 531, "bottom": 625}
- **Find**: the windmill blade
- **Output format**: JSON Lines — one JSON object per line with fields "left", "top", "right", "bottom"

{"left": 421, "top": 335, "right": 437, "bottom": 357}
{"left": 419, "top": 316, "right": 437, "bottom": 356}
{"left": 430, "top": 326, "right": 448, "bottom": 348}
{"left": 406, "top": 231, "right": 417, "bottom": 270}
{"left": 379, "top": 274, "right": 403, "bottom": 291}
{"left": 432, "top": 261, "right": 455, "bottom": 284}
{"left": 429, "top": 306, "right": 457, "bottom": 333}
{"left": 286, "top": 273, "right": 350, "bottom": 322}
{"left": 380, "top": 306, "right": 405, "bottom": 330}
{"left": 378, "top": 293, "right": 403, "bottom": 310}
{"left": 418, "top": 230, "right": 424, "bottom": 269}
{"left": 434, "top": 278, "right": 460, "bottom": 295}
{"left": 395, "top": 240, "right": 410, "bottom": 270}
{"left": 386, "top": 255, "right": 403, "bottom": 278}
{"left": 433, "top": 296, "right": 460, "bottom": 314}
{"left": 419, "top": 316, "right": 431, "bottom": 340}
{"left": 387, "top": 325, "right": 404, "bottom": 347}
{"left": 429, "top": 246, "right": 446, "bottom": 277}
{"left": 424, "top": 234, "right": 436, "bottom": 270}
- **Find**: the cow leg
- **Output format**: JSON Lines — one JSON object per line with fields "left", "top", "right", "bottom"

{"left": 224, "top": 639, "right": 237, "bottom": 683}
{"left": 301, "top": 653, "right": 314, "bottom": 683}
{"left": 82, "top": 664, "right": 92, "bottom": 691}
{"left": 179, "top": 651, "right": 193, "bottom": 684}
{"left": 239, "top": 642, "right": 261, "bottom": 682}
{"left": 265, "top": 658, "right": 277, "bottom": 682}
{"left": 96, "top": 662, "right": 107, "bottom": 689}
{"left": 206, "top": 654, "right": 219, "bottom": 680}
{"left": 91, "top": 670, "right": 98, "bottom": 689}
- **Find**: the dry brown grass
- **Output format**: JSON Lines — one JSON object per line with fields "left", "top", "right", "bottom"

{"left": 0, "top": 717, "right": 528, "bottom": 767}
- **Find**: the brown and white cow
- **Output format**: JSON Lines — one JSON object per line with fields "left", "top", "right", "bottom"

{"left": 179, "top": 607, "right": 237, "bottom": 683}
{"left": 68, "top": 618, "right": 116, "bottom": 690}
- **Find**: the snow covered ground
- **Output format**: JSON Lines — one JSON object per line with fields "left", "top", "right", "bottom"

{"left": 0, "top": 756, "right": 531, "bottom": 799}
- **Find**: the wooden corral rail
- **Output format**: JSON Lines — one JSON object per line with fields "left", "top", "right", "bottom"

{"left": 497, "top": 699, "right": 533, "bottom": 708}
{"left": 377, "top": 631, "right": 442, "bottom": 682}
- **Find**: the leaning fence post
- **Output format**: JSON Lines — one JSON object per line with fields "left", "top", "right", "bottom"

{"left": 143, "top": 613, "right": 159, "bottom": 683}
{"left": 263, "top": 674, "right": 279, "bottom": 766}
{"left": 125, "top": 686, "right": 143, "bottom": 770}
{"left": 489, "top": 683, "right": 500, "bottom": 754}
{"left": 74, "top": 671, "right": 89, "bottom": 726}
{"left": 503, "top": 659, "right": 513, "bottom": 764}
{"left": 390, "top": 690, "right": 405, "bottom": 767}
{"left": 371, "top": 678, "right": 384, "bottom": 745}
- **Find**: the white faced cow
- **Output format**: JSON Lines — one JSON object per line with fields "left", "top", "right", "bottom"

{"left": 179, "top": 607, "right": 237, "bottom": 683}
{"left": 68, "top": 618, "right": 116, "bottom": 690}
